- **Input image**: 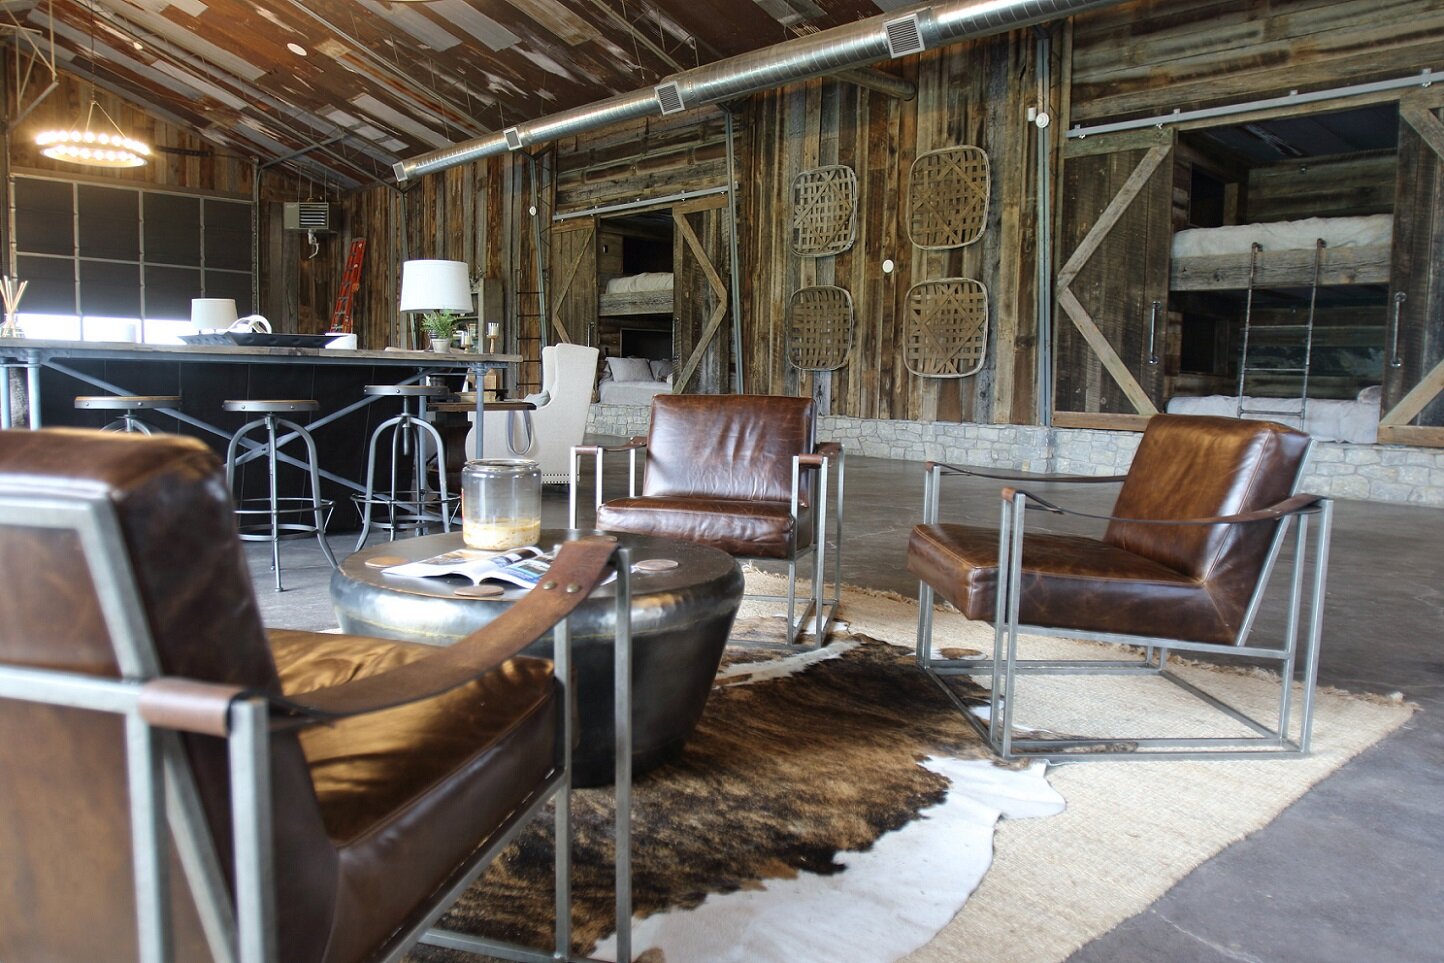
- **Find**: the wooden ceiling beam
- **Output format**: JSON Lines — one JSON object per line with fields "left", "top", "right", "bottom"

{"left": 832, "top": 67, "right": 916, "bottom": 100}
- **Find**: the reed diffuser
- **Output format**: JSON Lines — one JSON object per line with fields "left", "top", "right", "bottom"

{"left": 0, "top": 277, "right": 26, "bottom": 338}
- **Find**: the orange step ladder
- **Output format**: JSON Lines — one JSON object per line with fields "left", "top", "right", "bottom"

{"left": 330, "top": 238, "right": 367, "bottom": 333}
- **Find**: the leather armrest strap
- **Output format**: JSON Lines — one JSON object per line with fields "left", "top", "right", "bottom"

{"left": 138, "top": 679, "right": 249, "bottom": 737}
{"left": 928, "top": 461, "right": 1127, "bottom": 484}
{"left": 1010, "top": 489, "right": 1325, "bottom": 526}
{"left": 798, "top": 442, "right": 842, "bottom": 470}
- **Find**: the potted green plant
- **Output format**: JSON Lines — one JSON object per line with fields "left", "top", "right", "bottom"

{"left": 420, "top": 310, "right": 458, "bottom": 352}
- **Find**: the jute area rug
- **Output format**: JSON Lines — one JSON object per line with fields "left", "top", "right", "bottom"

{"left": 408, "top": 571, "right": 1412, "bottom": 963}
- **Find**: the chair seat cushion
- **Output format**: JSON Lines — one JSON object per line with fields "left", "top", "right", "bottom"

{"left": 269, "top": 629, "right": 560, "bottom": 963}
{"left": 907, "top": 523, "right": 1239, "bottom": 644}
{"left": 597, "top": 495, "right": 811, "bottom": 558}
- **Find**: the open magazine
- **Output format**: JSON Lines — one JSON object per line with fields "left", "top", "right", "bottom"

{"left": 381, "top": 545, "right": 553, "bottom": 588}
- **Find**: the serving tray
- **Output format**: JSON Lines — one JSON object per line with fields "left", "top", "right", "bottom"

{"left": 179, "top": 332, "right": 345, "bottom": 348}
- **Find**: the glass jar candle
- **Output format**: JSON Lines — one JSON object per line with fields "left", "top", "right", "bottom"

{"left": 461, "top": 458, "right": 542, "bottom": 551}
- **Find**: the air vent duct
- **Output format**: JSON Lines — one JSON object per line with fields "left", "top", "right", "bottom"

{"left": 283, "top": 202, "right": 333, "bottom": 232}
{"left": 655, "top": 81, "right": 686, "bottom": 115}
{"left": 396, "top": 0, "right": 1123, "bottom": 181}
{"left": 885, "top": 14, "right": 925, "bottom": 56}
{"left": 503, "top": 127, "right": 523, "bottom": 150}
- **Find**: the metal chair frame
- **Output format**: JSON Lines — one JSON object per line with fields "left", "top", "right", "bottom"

{"left": 352, "top": 385, "right": 458, "bottom": 551}
{"left": 915, "top": 461, "right": 1334, "bottom": 762}
{"left": 569, "top": 440, "right": 843, "bottom": 648}
{"left": 225, "top": 409, "right": 338, "bottom": 592}
{"left": 0, "top": 481, "right": 637, "bottom": 963}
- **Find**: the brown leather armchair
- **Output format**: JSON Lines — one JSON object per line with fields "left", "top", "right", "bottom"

{"left": 0, "top": 428, "right": 635, "bottom": 962}
{"left": 570, "top": 394, "right": 843, "bottom": 647}
{"left": 909, "top": 414, "right": 1333, "bottom": 760}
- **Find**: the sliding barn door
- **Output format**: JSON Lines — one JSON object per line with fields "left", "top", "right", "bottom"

{"left": 1053, "top": 129, "right": 1175, "bottom": 428}
{"left": 672, "top": 196, "right": 733, "bottom": 395}
{"left": 548, "top": 216, "right": 596, "bottom": 345}
{"left": 1380, "top": 93, "right": 1444, "bottom": 446}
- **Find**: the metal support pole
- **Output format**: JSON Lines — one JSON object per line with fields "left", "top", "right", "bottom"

{"left": 614, "top": 546, "right": 634, "bottom": 963}
{"left": 553, "top": 609, "right": 572, "bottom": 960}
{"left": 1034, "top": 29, "right": 1054, "bottom": 427}
{"left": 127, "top": 713, "right": 171, "bottom": 963}
{"left": 251, "top": 165, "right": 262, "bottom": 313}
{"left": 229, "top": 697, "right": 275, "bottom": 963}
{"left": 725, "top": 109, "right": 744, "bottom": 393}
{"left": 528, "top": 152, "right": 551, "bottom": 349}
{"left": 25, "top": 349, "right": 39, "bottom": 428}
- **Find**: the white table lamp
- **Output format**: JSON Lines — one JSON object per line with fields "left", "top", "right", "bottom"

{"left": 191, "top": 298, "right": 238, "bottom": 332}
{"left": 399, "top": 260, "right": 472, "bottom": 313}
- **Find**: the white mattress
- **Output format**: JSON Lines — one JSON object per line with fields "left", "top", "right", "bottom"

{"left": 598, "top": 380, "right": 671, "bottom": 406}
{"left": 1172, "top": 214, "right": 1393, "bottom": 259}
{"left": 1165, "top": 387, "right": 1381, "bottom": 444}
{"left": 604, "top": 272, "right": 674, "bottom": 294}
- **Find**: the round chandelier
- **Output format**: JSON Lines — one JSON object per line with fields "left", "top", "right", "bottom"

{"left": 35, "top": 101, "right": 151, "bottom": 168}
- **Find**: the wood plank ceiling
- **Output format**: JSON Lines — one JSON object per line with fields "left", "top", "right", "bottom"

{"left": 7, "top": 0, "right": 895, "bottom": 188}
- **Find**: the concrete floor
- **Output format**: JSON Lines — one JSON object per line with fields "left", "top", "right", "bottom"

{"left": 251, "top": 451, "right": 1444, "bottom": 963}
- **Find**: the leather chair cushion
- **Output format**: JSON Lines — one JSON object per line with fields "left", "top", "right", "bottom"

{"left": 597, "top": 495, "right": 811, "bottom": 558}
{"left": 642, "top": 395, "right": 816, "bottom": 506}
{"left": 908, "top": 523, "right": 1239, "bottom": 645}
{"left": 269, "top": 629, "right": 560, "bottom": 963}
{"left": 1105, "top": 415, "right": 1309, "bottom": 579}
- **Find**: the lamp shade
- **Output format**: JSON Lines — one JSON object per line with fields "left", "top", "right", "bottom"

{"left": 191, "top": 298, "right": 238, "bottom": 330}
{"left": 399, "top": 260, "right": 472, "bottom": 313}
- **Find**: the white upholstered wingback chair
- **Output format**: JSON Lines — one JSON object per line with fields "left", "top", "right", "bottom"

{"left": 470, "top": 342, "right": 600, "bottom": 483}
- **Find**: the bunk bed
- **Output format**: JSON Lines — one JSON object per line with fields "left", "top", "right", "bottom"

{"left": 1165, "top": 214, "right": 1392, "bottom": 443}
{"left": 1167, "top": 386, "right": 1383, "bottom": 443}
{"left": 1170, "top": 214, "right": 1392, "bottom": 290}
{"left": 598, "top": 271, "right": 674, "bottom": 316}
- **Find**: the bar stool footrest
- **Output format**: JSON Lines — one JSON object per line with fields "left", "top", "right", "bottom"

{"left": 234, "top": 497, "right": 334, "bottom": 541}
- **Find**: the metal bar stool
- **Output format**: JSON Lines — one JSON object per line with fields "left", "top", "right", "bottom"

{"left": 353, "top": 383, "right": 459, "bottom": 551}
{"left": 223, "top": 398, "right": 337, "bottom": 592}
{"left": 73, "top": 395, "right": 181, "bottom": 434}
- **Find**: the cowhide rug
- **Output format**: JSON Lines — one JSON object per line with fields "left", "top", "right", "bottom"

{"left": 407, "top": 634, "right": 1062, "bottom": 963}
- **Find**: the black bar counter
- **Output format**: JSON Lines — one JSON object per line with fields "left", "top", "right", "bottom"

{"left": 0, "top": 338, "right": 521, "bottom": 529}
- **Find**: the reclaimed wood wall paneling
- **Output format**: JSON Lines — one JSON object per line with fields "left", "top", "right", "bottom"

{"left": 1070, "top": 0, "right": 1444, "bottom": 124}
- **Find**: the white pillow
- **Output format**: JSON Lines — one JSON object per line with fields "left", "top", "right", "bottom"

{"left": 649, "top": 358, "right": 674, "bottom": 381}
{"left": 607, "top": 356, "right": 654, "bottom": 383}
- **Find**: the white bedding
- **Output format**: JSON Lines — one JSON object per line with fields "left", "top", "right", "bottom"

{"left": 604, "top": 272, "right": 674, "bottom": 294}
{"left": 1172, "top": 214, "right": 1393, "bottom": 259}
{"left": 599, "top": 380, "right": 671, "bottom": 406}
{"left": 1166, "top": 386, "right": 1381, "bottom": 444}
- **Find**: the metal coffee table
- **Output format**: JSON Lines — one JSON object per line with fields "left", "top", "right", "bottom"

{"left": 332, "top": 529, "right": 744, "bottom": 786}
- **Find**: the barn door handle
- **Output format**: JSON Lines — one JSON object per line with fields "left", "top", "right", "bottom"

{"left": 1147, "top": 300, "right": 1161, "bottom": 365}
{"left": 1389, "top": 292, "right": 1406, "bottom": 369}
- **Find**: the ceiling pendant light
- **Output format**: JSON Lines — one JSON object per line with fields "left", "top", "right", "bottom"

{"left": 34, "top": 0, "right": 150, "bottom": 168}
{"left": 35, "top": 101, "right": 152, "bottom": 168}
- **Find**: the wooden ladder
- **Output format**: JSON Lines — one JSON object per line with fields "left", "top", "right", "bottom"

{"left": 330, "top": 238, "right": 367, "bottom": 333}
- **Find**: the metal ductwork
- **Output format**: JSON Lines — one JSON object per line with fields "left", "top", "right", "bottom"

{"left": 394, "top": 0, "right": 1119, "bottom": 182}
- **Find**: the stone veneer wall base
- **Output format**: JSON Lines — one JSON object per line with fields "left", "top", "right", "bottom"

{"left": 587, "top": 405, "right": 1444, "bottom": 507}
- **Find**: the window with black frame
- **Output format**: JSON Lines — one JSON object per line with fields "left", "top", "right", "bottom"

{"left": 11, "top": 175, "right": 252, "bottom": 343}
